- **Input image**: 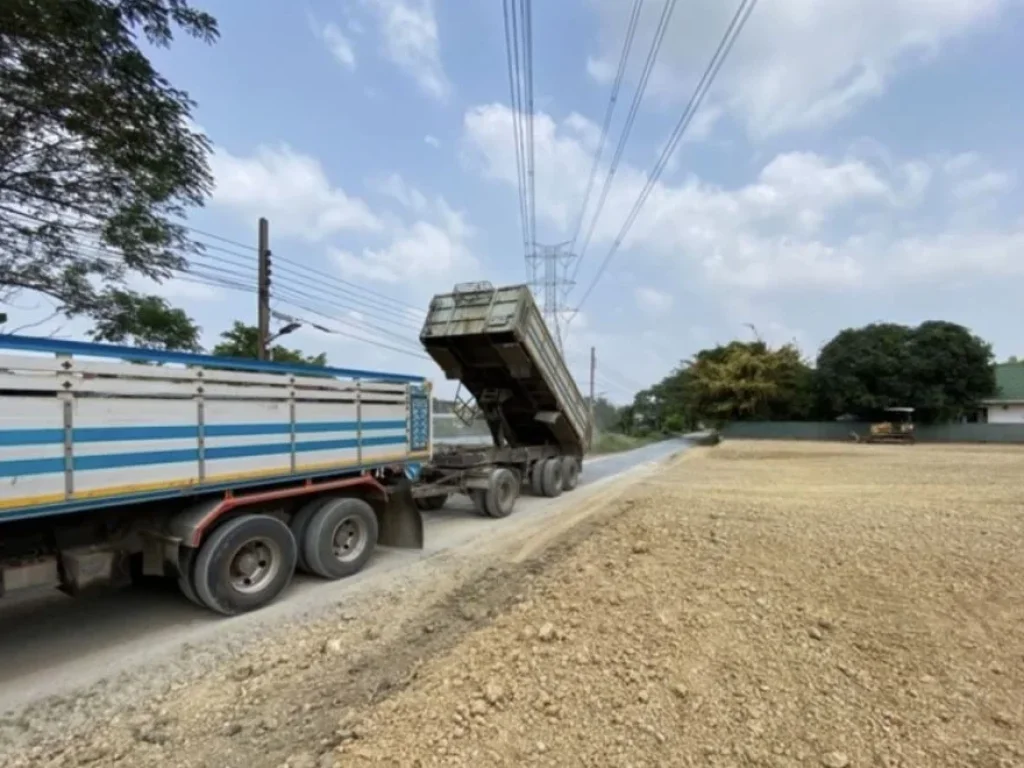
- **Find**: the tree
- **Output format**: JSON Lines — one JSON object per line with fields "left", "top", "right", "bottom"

{"left": 816, "top": 321, "right": 995, "bottom": 422}
{"left": 212, "top": 321, "right": 327, "bottom": 366}
{"left": 0, "top": 1, "right": 217, "bottom": 318}
{"left": 88, "top": 289, "right": 201, "bottom": 351}
{"left": 686, "top": 340, "right": 814, "bottom": 425}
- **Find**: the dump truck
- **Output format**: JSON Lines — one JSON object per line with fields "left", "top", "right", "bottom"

{"left": 413, "top": 282, "right": 591, "bottom": 517}
{"left": 0, "top": 283, "right": 592, "bottom": 615}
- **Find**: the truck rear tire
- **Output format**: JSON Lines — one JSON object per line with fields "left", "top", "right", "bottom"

{"left": 484, "top": 467, "right": 519, "bottom": 518}
{"left": 470, "top": 490, "right": 489, "bottom": 516}
{"left": 415, "top": 494, "right": 448, "bottom": 511}
{"left": 177, "top": 547, "right": 203, "bottom": 607}
{"left": 192, "top": 514, "right": 298, "bottom": 616}
{"left": 529, "top": 461, "right": 546, "bottom": 496}
{"left": 303, "top": 497, "right": 378, "bottom": 580}
{"left": 561, "top": 457, "right": 580, "bottom": 491}
{"left": 540, "top": 458, "right": 564, "bottom": 498}
{"left": 290, "top": 496, "right": 330, "bottom": 574}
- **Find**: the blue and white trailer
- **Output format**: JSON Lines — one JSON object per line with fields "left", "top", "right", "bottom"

{"left": 0, "top": 336, "right": 431, "bottom": 615}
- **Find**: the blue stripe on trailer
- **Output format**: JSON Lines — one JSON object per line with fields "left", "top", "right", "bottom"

{"left": 0, "top": 420, "right": 409, "bottom": 446}
{"left": 0, "top": 434, "right": 409, "bottom": 477}
{"left": 0, "top": 454, "right": 432, "bottom": 523}
{"left": 0, "top": 334, "right": 426, "bottom": 383}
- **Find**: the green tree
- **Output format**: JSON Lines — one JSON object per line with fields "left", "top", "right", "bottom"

{"left": 212, "top": 321, "right": 327, "bottom": 366}
{"left": 0, "top": 0, "right": 217, "bottom": 318}
{"left": 88, "top": 289, "right": 201, "bottom": 350}
{"left": 816, "top": 321, "right": 995, "bottom": 422}
{"left": 686, "top": 341, "right": 814, "bottom": 425}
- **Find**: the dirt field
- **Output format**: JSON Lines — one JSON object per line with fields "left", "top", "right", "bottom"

{"left": 5, "top": 440, "right": 1024, "bottom": 767}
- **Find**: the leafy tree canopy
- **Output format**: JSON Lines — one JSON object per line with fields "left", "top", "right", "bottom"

{"left": 87, "top": 289, "right": 201, "bottom": 350}
{"left": 212, "top": 321, "right": 327, "bottom": 366}
{"left": 0, "top": 0, "right": 217, "bottom": 318}
{"left": 816, "top": 321, "right": 995, "bottom": 422}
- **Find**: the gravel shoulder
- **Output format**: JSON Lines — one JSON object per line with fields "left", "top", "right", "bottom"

{"left": 6, "top": 440, "right": 1024, "bottom": 768}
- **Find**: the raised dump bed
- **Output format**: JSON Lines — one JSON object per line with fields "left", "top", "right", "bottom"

{"left": 419, "top": 282, "right": 591, "bottom": 457}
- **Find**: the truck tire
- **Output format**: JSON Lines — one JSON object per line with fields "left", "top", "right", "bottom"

{"left": 415, "top": 494, "right": 448, "bottom": 511}
{"left": 290, "top": 496, "right": 330, "bottom": 574}
{"left": 540, "top": 458, "right": 564, "bottom": 498}
{"left": 470, "top": 490, "right": 489, "bottom": 516}
{"left": 303, "top": 497, "right": 379, "bottom": 580}
{"left": 529, "top": 460, "right": 546, "bottom": 496}
{"left": 192, "top": 514, "right": 298, "bottom": 616}
{"left": 484, "top": 467, "right": 519, "bottom": 518}
{"left": 176, "top": 547, "right": 203, "bottom": 607}
{"left": 561, "top": 457, "right": 581, "bottom": 492}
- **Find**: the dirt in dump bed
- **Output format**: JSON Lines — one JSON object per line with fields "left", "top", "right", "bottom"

{"left": 8, "top": 440, "right": 1024, "bottom": 768}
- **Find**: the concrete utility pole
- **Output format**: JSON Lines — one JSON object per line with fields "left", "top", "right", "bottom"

{"left": 256, "top": 217, "right": 270, "bottom": 360}
{"left": 589, "top": 345, "right": 596, "bottom": 450}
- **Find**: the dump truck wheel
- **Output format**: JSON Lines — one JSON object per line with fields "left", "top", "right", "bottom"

{"left": 540, "top": 458, "right": 564, "bottom": 498}
{"left": 303, "top": 497, "right": 379, "bottom": 580}
{"left": 193, "top": 515, "right": 297, "bottom": 616}
{"left": 290, "top": 496, "right": 330, "bottom": 574}
{"left": 415, "top": 494, "right": 448, "bottom": 511}
{"left": 529, "top": 461, "right": 546, "bottom": 496}
{"left": 485, "top": 467, "right": 519, "bottom": 518}
{"left": 470, "top": 489, "right": 489, "bottom": 516}
{"left": 561, "top": 457, "right": 580, "bottom": 491}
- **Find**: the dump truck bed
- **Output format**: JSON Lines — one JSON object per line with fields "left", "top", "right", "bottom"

{"left": 420, "top": 283, "right": 590, "bottom": 457}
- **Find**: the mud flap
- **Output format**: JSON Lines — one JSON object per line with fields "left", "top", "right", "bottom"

{"left": 377, "top": 479, "right": 425, "bottom": 549}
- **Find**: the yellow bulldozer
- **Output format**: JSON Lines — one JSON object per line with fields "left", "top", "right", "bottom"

{"left": 854, "top": 407, "right": 916, "bottom": 444}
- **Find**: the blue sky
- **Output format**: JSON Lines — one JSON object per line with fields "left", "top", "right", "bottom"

{"left": 13, "top": 0, "right": 1024, "bottom": 402}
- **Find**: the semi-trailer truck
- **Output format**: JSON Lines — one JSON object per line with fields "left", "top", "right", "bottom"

{"left": 0, "top": 282, "right": 592, "bottom": 614}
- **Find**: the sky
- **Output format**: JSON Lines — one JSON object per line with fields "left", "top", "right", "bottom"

{"left": 9, "top": 0, "right": 1024, "bottom": 402}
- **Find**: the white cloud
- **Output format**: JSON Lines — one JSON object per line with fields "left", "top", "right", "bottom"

{"left": 373, "top": 172, "right": 428, "bottom": 212}
{"left": 331, "top": 180, "right": 476, "bottom": 288}
{"left": 424, "top": 134, "right": 440, "bottom": 148}
{"left": 586, "top": 0, "right": 1010, "bottom": 136}
{"left": 363, "top": 0, "right": 450, "bottom": 101}
{"left": 321, "top": 22, "right": 357, "bottom": 70}
{"left": 635, "top": 286, "right": 673, "bottom": 315}
{"left": 463, "top": 102, "right": 1024, "bottom": 294}
{"left": 210, "top": 144, "right": 381, "bottom": 240}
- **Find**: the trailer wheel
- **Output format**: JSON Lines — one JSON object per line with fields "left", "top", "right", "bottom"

{"left": 176, "top": 547, "right": 203, "bottom": 607}
{"left": 290, "top": 496, "right": 330, "bottom": 574}
{"left": 485, "top": 467, "right": 519, "bottom": 518}
{"left": 540, "top": 458, "right": 564, "bottom": 498}
{"left": 561, "top": 457, "right": 581, "bottom": 492}
{"left": 415, "top": 494, "right": 449, "bottom": 511}
{"left": 303, "top": 497, "right": 378, "bottom": 580}
{"left": 192, "top": 515, "right": 297, "bottom": 616}
{"left": 470, "top": 489, "right": 489, "bottom": 516}
{"left": 529, "top": 460, "right": 546, "bottom": 496}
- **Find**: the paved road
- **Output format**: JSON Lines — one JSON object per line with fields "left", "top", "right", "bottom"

{"left": 0, "top": 439, "right": 689, "bottom": 715}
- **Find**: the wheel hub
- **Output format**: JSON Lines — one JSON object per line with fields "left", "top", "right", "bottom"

{"left": 229, "top": 538, "right": 280, "bottom": 594}
{"left": 332, "top": 517, "right": 367, "bottom": 563}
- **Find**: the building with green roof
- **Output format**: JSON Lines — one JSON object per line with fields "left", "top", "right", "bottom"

{"left": 981, "top": 363, "right": 1024, "bottom": 423}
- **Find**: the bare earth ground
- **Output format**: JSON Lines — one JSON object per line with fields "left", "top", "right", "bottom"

{"left": 4, "top": 440, "right": 1024, "bottom": 767}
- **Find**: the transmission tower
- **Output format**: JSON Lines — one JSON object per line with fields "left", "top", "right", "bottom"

{"left": 527, "top": 241, "right": 577, "bottom": 350}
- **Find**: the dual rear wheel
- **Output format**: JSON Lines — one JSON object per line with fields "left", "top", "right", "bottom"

{"left": 178, "top": 496, "right": 378, "bottom": 615}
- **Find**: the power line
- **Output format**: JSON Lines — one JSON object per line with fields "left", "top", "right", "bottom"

{"left": 502, "top": 0, "right": 531, "bottom": 272}
{"left": 568, "top": 0, "right": 644, "bottom": 255}
{"left": 570, "top": 0, "right": 759, "bottom": 325}
{"left": 272, "top": 252, "right": 424, "bottom": 313}
{"left": 571, "top": 0, "right": 678, "bottom": 283}
{"left": 523, "top": 0, "right": 537, "bottom": 260}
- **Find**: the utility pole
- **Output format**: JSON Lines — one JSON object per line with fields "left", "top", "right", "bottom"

{"left": 589, "top": 345, "right": 596, "bottom": 450}
{"left": 256, "top": 217, "right": 270, "bottom": 360}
